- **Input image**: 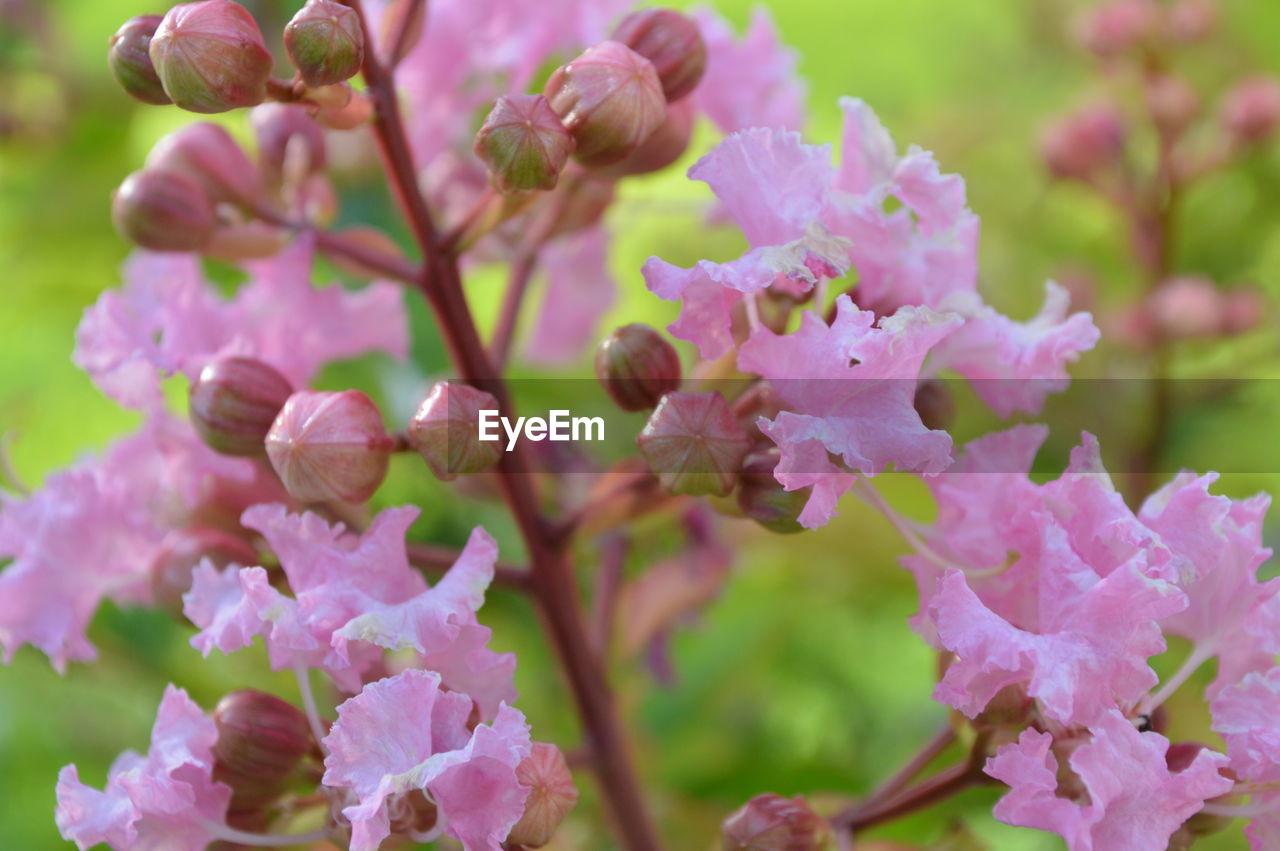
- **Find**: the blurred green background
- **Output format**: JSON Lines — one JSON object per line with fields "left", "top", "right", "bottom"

{"left": 3, "top": 0, "right": 1280, "bottom": 848}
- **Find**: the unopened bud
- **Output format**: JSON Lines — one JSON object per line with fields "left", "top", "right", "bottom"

{"left": 285, "top": 0, "right": 364, "bottom": 88}
{"left": 190, "top": 356, "right": 294, "bottom": 456}
{"left": 147, "top": 122, "right": 259, "bottom": 206}
{"left": 1073, "top": 0, "right": 1158, "bottom": 59}
{"left": 1168, "top": 0, "right": 1217, "bottom": 43}
{"left": 736, "top": 449, "right": 806, "bottom": 534}
{"left": 721, "top": 794, "right": 832, "bottom": 850}
{"left": 1147, "top": 276, "right": 1225, "bottom": 339}
{"left": 474, "top": 95, "right": 575, "bottom": 193}
{"left": 913, "top": 379, "right": 956, "bottom": 432}
{"left": 265, "top": 390, "right": 393, "bottom": 503}
{"left": 150, "top": 0, "right": 274, "bottom": 114}
{"left": 602, "top": 97, "right": 694, "bottom": 178}
{"left": 251, "top": 103, "right": 327, "bottom": 189}
{"left": 1222, "top": 76, "right": 1280, "bottom": 146}
{"left": 611, "top": 8, "right": 707, "bottom": 103}
{"left": 407, "top": 382, "right": 502, "bottom": 481}
{"left": 153, "top": 527, "right": 258, "bottom": 619}
{"left": 544, "top": 41, "right": 666, "bottom": 167}
{"left": 505, "top": 743, "right": 579, "bottom": 848}
{"left": 112, "top": 169, "right": 216, "bottom": 252}
{"left": 1040, "top": 104, "right": 1126, "bottom": 181}
{"left": 109, "top": 15, "right": 172, "bottom": 105}
{"left": 212, "top": 689, "right": 313, "bottom": 804}
{"left": 637, "top": 391, "right": 750, "bottom": 497}
{"left": 1145, "top": 74, "right": 1200, "bottom": 134}
{"left": 1223, "top": 288, "right": 1264, "bottom": 335}
{"left": 595, "top": 324, "right": 682, "bottom": 412}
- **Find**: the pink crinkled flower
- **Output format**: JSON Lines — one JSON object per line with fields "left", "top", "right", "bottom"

{"left": 737, "top": 296, "right": 961, "bottom": 528}
{"left": 643, "top": 127, "right": 849, "bottom": 359}
{"left": 0, "top": 414, "right": 263, "bottom": 670}
{"left": 692, "top": 6, "right": 806, "bottom": 134}
{"left": 55, "top": 685, "right": 232, "bottom": 851}
{"left": 184, "top": 504, "right": 517, "bottom": 717}
{"left": 524, "top": 226, "right": 618, "bottom": 365}
{"left": 321, "top": 668, "right": 532, "bottom": 851}
{"left": 984, "top": 713, "right": 1232, "bottom": 851}
{"left": 74, "top": 235, "right": 408, "bottom": 410}
{"left": 1211, "top": 667, "right": 1280, "bottom": 785}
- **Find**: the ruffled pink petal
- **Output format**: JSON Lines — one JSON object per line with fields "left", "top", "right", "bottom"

{"left": 1211, "top": 667, "right": 1280, "bottom": 784}
{"left": 693, "top": 7, "right": 806, "bottom": 134}
{"left": 55, "top": 765, "right": 139, "bottom": 850}
{"left": 525, "top": 227, "right": 616, "bottom": 366}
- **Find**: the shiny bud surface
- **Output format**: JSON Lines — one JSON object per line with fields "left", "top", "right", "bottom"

{"left": 637, "top": 391, "right": 751, "bottom": 497}
{"left": 150, "top": 0, "right": 274, "bottom": 114}
{"left": 611, "top": 8, "right": 707, "bottom": 102}
{"left": 407, "top": 382, "right": 502, "bottom": 481}
{"left": 146, "top": 122, "right": 259, "bottom": 206}
{"left": 505, "top": 742, "right": 579, "bottom": 847}
{"left": 596, "top": 324, "right": 682, "bottom": 412}
{"left": 108, "top": 15, "right": 172, "bottom": 105}
{"left": 722, "top": 794, "right": 832, "bottom": 850}
{"left": 112, "top": 168, "right": 216, "bottom": 252}
{"left": 284, "top": 0, "right": 365, "bottom": 88}
{"left": 474, "top": 94, "right": 575, "bottom": 192}
{"left": 190, "top": 356, "right": 294, "bottom": 457}
{"left": 212, "top": 689, "right": 313, "bottom": 804}
{"left": 265, "top": 389, "right": 393, "bottom": 503}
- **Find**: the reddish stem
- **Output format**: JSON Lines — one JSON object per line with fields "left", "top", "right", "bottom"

{"left": 405, "top": 541, "right": 531, "bottom": 591}
{"left": 346, "top": 3, "right": 661, "bottom": 847}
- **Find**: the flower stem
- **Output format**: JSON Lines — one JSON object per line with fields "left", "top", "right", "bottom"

{"left": 1141, "top": 641, "right": 1216, "bottom": 714}
{"left": 292, "top": 665, "right": 329, "bottom": 752}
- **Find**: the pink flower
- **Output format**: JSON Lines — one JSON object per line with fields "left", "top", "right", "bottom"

{"left": 74, "top": 236, "right": 408, "bottom": 410}
{"left": 984, "top": 713, "right": 1232, "bottom": 851}
{"left": 692, "top": 6, "right": 806, "bottom": 134}
{"left": 737, "top": 296, "right": 960, "bottom": 527}
{"left": 322, "top": 669, "right": 532, "bottom": 851}
{"left": 0, "top": 415, "right": 263, "bottom": 670}
{"left": 1212, "top": 667, "right": 1280, "bottom": 784}
{"left": 524, "top": 226, "right": 618, "bottom": 365}
{"left": 185, "top": 505, "right": 517, "bottom": 716}
{"left": 55, "top": 685, "right": 232, "bottom": 850}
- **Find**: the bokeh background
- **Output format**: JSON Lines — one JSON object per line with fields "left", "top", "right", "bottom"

{"left": 3, "top": 0, "right": 1280, "bottom": 848}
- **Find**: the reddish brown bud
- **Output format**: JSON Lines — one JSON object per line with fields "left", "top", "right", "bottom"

{"left": 251, "top": 103, "right": 327, "bottom": 190}
{"left": 109, "top": 15, "right": 172, "bottom": 105}
{"left": 637, "top": 391, "right": 751, "bottom": 497}
{"left": 407, "top": 382, "right": 502, "bottom": 481}
{"left": 150, "top": 1, "right": 274, "bottom": 114}
{"left": 147, "top": 122, "right": 259, "bottom": 206}
{"left": 151, "top": 527, "right": 259, "bottom": 620}
{"left": 721, "top": 794, "right": 832, "bottom": 850}
{"left": 265, "top": 390, "right": 393, "bottom": 503}
{"left": 595, "top": 324, "right": 682, "bottom": 412}
{"left": 505, "top": 743, "right": 579, "bottom": 847}
{"left": 913, "top": 379, "right": 956, "bottom": 432}
{"left": 212, "top": 689, "right": 313, "bottom": 804}
{"left": 190, "top": 356, "right": 294, "bottom": 457}
{"left": 1040, "top": 104, "right": 1126, "bottom": 181}
{"left": 736, "top": 449, "right": 806, "bottom": 534}
{"left": 544, "top": 41, "right": 666, "bottom": 167}
{"left": 1222, "top": 76, "right": 1280, "bottom": 146}
{"left": 611, "top": 8, "right": 707, "bottom": 103}
{"left": 1145, "top": 74, "right": 1200, "bottom": 135}
{"left": 285, "top": 0, "right": 365, "bottom": 88}
{"left": 474, "top": 94, "right": 575, "bottom": 193}
{"left": 1073, "top": 0, "right": 1158, "bottom": 59}
{"left": 601, "top": 97, "right": 695, "bottom": 178}
{"left": 112, "top": 168, "right": 216, "bottom": 252}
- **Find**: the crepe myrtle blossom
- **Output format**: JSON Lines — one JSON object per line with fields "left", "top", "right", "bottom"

{"left": 322, "top": 669, "right": 532, "bottom": 851}
{"left": 184, "top": 504, "right": 517, "bottom": 718}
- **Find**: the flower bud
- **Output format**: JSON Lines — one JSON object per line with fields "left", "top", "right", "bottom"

{"left": 1145, "top": 74, "right": 1200, "bottom": 135}
{"left": 285, "top": 0, "right": 365, "bottom": 88}
{"left": 190, "top": 356, "right": 294, "bottom": 456}
{"left": 152, "top": 527, "right": 258, "bottom": 619}
{"left": 544, "top": 41, "right": 666, "bottom": 167}
{"left": 505, "top": 742, "right": 579, "bottom": 848}
{"left": 212, "top": 689, "right": 313, "bottom": 804}
{"left": 407, "top": 382, "right": 502, "bottom": 481}
{"left": 1222, "top": 76, "right": 1280, "bottom": 146}
{"left": 265, "top": 390, "right": 393, "bottom": 503}
{"left": 1073, "top": 0, "right": 1158, "bottom": 59}
{"left": 721, "top": 794, "right": 832, "bottom": 850}
{"left": 1168, "top": 0, "right": 1217, "bottom": 43}
{"left": 601, "top": 97, "right": 694, "bottom": 178}
{"left": 251, "top": 103, "right": 327, "bottom": 190}
{"left": 610, "top": 8, "right": 707, "bottom": 103}
{"left": 1040, "top": 104, "right": 1126, "bottom": 181}
{"left": 595, "top": 324, "right": 682, "bottom": 412}
{"left": 1147, "top": 276, "right": 1225, "bottom": 339}
{"left": 112, "top": 169, "right": 216, "bottom": 252}
{"left": 1223, "top": 287, "right": 1264, "bottom": 335}
{"left": 108, "top": 15, "right": 172, "bottom": 105}
{"left": 146, "top": 122, "right": 259, "bottom": 206}
{"left": 913, "top": 379, "right": 956, "bottom": 432}
{"left": 637, "top": 391, "right": 750, "bottom": 497}
{"left": 150, "top": 1, "right": 274, "bottom": 114}
{"left": 204, "top": 222, "right": 291, "bottom": 261}
{"left": 474, "top": 95, "right": 575, "bottom": 193}
{"left": 736, "top": 449, "right": 806, "bottom": 534}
